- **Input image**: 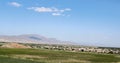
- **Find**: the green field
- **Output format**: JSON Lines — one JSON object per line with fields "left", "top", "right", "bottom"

{"left": 0, "top": 48, "right": 120, "bottom": 63}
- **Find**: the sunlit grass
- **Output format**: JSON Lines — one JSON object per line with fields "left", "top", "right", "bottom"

{"left": 0, "top": 48, "right": 120, "bottom": 63}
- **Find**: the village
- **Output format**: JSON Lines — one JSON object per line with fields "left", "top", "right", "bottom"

{"left": 25, "top": 43, "right": 120, "bottom": 54}
{"left": 0, "top": 42, "right": 120, "bottom": 54}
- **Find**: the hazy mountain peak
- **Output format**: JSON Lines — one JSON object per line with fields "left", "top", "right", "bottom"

{"left": 29, "top": 36, "right": 41, "bottom": 40}
{"left": 0, "top": 34, "right": 75, "bottom": 45}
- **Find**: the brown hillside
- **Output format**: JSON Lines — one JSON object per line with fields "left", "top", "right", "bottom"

{"left": 1, "top": 43, "right": 31, "bottom": 48}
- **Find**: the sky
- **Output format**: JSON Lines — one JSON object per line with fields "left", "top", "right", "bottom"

{"left": 0, "top": 0, "right": 120, "bottom": 47}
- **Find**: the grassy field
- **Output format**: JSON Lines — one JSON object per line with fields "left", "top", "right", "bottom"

{"left": 0, "top": 48, "right": 120, "bottom": 63}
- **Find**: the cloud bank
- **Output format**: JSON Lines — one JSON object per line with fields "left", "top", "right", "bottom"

{"left": 28, "top": 7, "right": 71, "bottom": 16}
{"left": 8, "top": 2, "right": 71, "bottom": 16}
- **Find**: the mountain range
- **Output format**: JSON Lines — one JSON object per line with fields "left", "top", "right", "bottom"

{"left": 0, "top": 34, "right": 75, "bottom": 45}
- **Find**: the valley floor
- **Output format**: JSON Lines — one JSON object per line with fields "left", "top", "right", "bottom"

{"left": 0, "top": 48, "right": 120, "bottom": 63}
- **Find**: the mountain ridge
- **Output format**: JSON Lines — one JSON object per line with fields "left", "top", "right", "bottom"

{"left": 0, "top": 34, "right": 76, "bottom": 45}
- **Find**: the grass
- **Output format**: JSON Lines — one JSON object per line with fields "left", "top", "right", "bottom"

{"left": 0, "top": 56, "right": 44, "bottom": 63}
{"left": 0, "top": 48, "right": 120, "bottom": 63}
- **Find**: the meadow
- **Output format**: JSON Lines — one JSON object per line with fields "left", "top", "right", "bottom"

{"left": 0, "top": 48, "right": 120, "bottom": 63}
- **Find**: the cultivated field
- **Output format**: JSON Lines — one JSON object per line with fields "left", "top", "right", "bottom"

{"left": 0, "top": 48, "right": 120, "bottom": 63}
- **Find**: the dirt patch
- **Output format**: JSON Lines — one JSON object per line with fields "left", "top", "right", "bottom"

{"left": 45, "top": 59, "right": 91, "bottom": 63}
{"left": 14, "top": 55, "right": 45, "bottom": 58}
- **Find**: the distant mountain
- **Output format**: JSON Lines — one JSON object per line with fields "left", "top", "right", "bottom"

{"left": 0, "top": 34, "right": 75, "bottom": 45}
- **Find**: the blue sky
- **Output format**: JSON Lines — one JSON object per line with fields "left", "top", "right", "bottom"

{"left": 0, "top": 0, "right": 120, "bottom": 47}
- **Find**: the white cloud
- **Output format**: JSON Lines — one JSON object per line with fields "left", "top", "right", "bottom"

{"left": 52, "top": 13, "right": 62, "bottom": 16}
{"left": 28, "top": 7, "right": 71, "bottom": 16}
{"left": 9, "top": 2, "right": 21, "bottom": 7}
{"left": 28, "top": 7, "right": 53, "bottom": 12}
